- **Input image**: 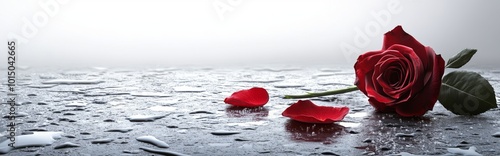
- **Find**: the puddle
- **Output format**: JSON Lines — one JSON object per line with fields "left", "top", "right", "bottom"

{"left": 0, "top": 131, "right": 64, "bottom": 154}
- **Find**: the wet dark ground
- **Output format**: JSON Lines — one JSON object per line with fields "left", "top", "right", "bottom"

{"left": 1, "top": 65, "right": 500, "bottom": 156}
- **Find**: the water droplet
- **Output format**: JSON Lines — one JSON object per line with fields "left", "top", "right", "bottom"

{"left": 210, "top": 130, "right": 241, "bottom": 136}
{"left": 0, "top": 131, "right": 64, "bottom": 154}
{"left": 2, "top": 112, "right": 29, "bottom": 118}
{"left": 139, "top": 147, "right": 189, "bottom": 156}
{"left": 166, "top": 125, "right": 178, "bottom": 128}
{"left": 65, "top": 102, "right": 87, "bottom": 107}
{"left": 363, "top": 138, "right": 373, "bottom": 143}
{"left": 447, "top": 146, "right": 481, "bottom": 156}
{"left": 84, "top": 92, "right": 108, "bottom": 97}
{"left": 320, "top": 151, "right": 339, "bottom": 155}
{"left": 189, "top": 111, "right": 214, "bottom": 114}
{"left": 208, "top": 143, "right": 232, "bottom": 147}
{"left": 103, "top": 119, "right": 115, "bottom": 122}
{"left": 123, "top": 150, "right": 141, "bottom": 154}
{"left": 492, "top": 132, "right": 500, "bottom": 137}
{"left": 348, "top": 130, "right": 360, "bottom": 134}
{"left": 313, "top": 72, "right": 337, "bottom": 77}
{"left": 54, "top": 142, "right": 80, "bottom": 149}
{"left": 91, "top": 138, "right": 114, "bottom": 144}
{"left": 27, "top": 128, "right": 47, "bottom": 132}
{"left": 136, "top": 135, "right": 169, "bottom": 148}
{"left": 27, "top": 84, "right": 58, "bottom": 88}
{"left": 126, "top": 115, "right": 166, "bottom": 122}
{"left": 380, "top": 146, "right": 391, "bottom": 151}
{"left": 337, "top": 122, "right": 360, "bottom": 128}
{"left": 395, "top": 133, "right": 415, "bottom": 137}
{"left": 105, "top": 128, "right": 133, "bottom": 133}
{"left": 63, "top": 112, "right": 76, "bottom": 116}
{"left": 92, "top": 99, "right": 107, "bottom": 104}
{"left": 59, "top": 118, "right": 77, "bottom": 122}
{"left": 234, "top": 138, "right": 250, "bottom": 141}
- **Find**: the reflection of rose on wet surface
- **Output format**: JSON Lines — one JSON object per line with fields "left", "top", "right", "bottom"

{"left": 284, "top": 120, "right": 345, "bottom": 142}
{"left": 352, "top": 111, "right": 436, "bottom": 155}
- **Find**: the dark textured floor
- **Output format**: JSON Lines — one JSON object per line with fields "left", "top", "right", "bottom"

{"left": 1, "top": 65, "right": 499, "bottom": 155}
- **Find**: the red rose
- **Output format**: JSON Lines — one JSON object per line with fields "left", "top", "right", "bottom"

{"left": 354, "top": 26, "right": 445, "bottom": 117}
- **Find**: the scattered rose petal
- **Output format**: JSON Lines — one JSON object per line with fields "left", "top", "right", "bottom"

{"left": 224, "top": 87, "right": 269, "bottom": 107}
{"left": 282, "top": 100, "right": 349, "bottom": 124}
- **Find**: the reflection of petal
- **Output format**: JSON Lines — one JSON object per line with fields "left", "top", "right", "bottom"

{"left": 285, "top": 120, "right": 345, "bottom": 142}
{"left": 225, "top": 106, "right": 269, "bottom": 119}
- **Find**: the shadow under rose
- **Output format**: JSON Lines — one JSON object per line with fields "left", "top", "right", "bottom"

{"left": 284, "top": 120, "right": 345, "bottom": 142}
{"left": 225, "top": 106, "right": 269, "bottom": 120}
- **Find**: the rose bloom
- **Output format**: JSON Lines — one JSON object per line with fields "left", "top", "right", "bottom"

{"left": 354, "top": 26, "right": 445, "bottom": 117}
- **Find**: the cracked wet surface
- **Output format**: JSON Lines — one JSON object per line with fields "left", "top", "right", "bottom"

{"left": 1, "top": 65, "right": 499, "bottom": 155}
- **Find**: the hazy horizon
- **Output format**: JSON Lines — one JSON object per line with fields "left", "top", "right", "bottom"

{"left": 1, "top": 0, "right": 499, "bottom": 68}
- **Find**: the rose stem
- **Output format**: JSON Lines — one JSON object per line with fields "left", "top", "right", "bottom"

{"left": 283, "top": 85, "right": 359, "bottom": 99}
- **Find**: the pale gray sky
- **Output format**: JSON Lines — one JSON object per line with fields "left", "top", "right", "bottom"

{"left": 1, "top": 0, "right": 499, "bottom": 68}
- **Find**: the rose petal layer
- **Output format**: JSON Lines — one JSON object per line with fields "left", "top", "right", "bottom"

{"left": 224, "top": 87, "right": 269, "bottom": 107}
{"left": 395, "top": 47, "right": 445, "bottom": 117}
{"left": 383, "top": 25, "right": 429, "bottom": 70}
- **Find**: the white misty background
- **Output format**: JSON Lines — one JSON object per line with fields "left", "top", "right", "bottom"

{"left": 0, "top": 0, "right": 499, "bottom": 68}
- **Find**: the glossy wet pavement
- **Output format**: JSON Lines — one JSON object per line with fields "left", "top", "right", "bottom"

{"left": 1, "top": 65, "right": 499, "bottom": 155}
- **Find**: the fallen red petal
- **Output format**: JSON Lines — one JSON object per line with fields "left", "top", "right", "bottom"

{"left": 224, "top": 87, "right": 269, "bottom": 107}
{"left": 282, "top": 100, "right": 349, "bottom": 124}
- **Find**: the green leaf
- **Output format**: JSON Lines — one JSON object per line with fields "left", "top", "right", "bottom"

{"left": 439, "top": 71, "right": 497, "bottom": 115}
{"left": 445, "top": 49, "right": 477, "bottom": 68}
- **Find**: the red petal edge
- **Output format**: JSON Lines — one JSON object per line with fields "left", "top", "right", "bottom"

{"left": 224, "top": 87, "right": 269, "bottom": 107}
{"left": 282, "top": 100, "right": 349, "bottom": 124}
